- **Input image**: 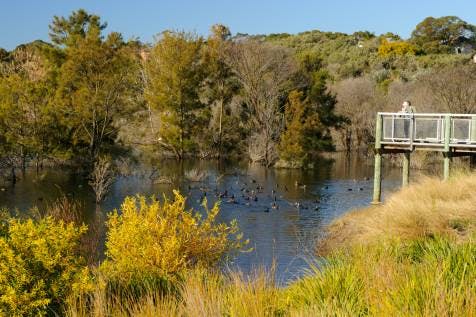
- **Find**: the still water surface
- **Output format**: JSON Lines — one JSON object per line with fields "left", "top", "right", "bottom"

{"left": 0, "top": 154, "right": 411, "bottom": 284}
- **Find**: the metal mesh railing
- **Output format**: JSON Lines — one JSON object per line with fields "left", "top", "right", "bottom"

{"left": 379, "top": 113, "right": 476, "bottom": 147}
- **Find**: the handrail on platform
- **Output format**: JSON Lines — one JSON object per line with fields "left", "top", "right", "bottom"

{"left": 372, "top": 112, "right": 476, "bottom": 204}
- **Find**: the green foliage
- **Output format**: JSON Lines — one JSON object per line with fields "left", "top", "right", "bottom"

{"left": 145, "top": 31, "right": 206, "bottom": 159}
{"left": 268, "top": 30, "right": 380, "bottom": 79}
{"left": 0, "top": 214, "right": 91, "bottom": 316}
{"left": 0, "top": 44, "right": 58, "bottom": 167}
{"left": 101, "top": 192, "right": 247, "bottom": 286}
{"left": 278, "top": 90, "right": 329, "bottom": 164}
{"left": 49, "top": 9, "right": 107, "bottom": 47}
{"left": 277, "top": 53, "right": 345, "bottom": 164}
{"left": 411, "top": 16, "right": 476, "bottom": 53}
{"left": 53, "top": 16, "right": 140, "bottom": 162}
{"left": 199, "top": 25, "right": 241, "bottom": 158}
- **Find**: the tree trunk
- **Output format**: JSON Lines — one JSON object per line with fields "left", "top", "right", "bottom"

{"left": 11, "top": 166, "right": 16, "bottom": 185}
{"left": 218, "top": 99, "right": 223, "bottom": 159}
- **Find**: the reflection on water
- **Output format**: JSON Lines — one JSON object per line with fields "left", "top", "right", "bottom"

{"left": 0, "top": 154, "right": 409, "bottom": 284}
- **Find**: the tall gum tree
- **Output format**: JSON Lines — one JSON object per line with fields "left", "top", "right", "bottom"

{"left": 51, "top": 10, "right": 140, "bottom": 163}
{"left": 201, "top": 24, "right": 240, "bottom": 159}
{"left": 144, "top": 31, "right": 205, "bottom": 160}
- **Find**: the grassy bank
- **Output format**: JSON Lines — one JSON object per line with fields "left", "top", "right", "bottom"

{"left": 319, "top": 172, "right": 476, "bottom": 253}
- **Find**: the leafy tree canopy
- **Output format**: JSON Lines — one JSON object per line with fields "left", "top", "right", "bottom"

{"left": 411, "top": 16, "right": 476, "bottom": 53}
{"left": 49, "top": 8, "right": 107, "bottom": 47}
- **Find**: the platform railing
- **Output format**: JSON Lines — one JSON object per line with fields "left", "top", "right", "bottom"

{"left": 372, "top": 112, "right": 476, "bottom": 204}
{"left": 378, "top": 112, "right": 476, "bottom": 148}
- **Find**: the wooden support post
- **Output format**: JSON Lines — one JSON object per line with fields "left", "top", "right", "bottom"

{"left": 402, "top": 151, "right": 410, "bottom": 186}
{"left": 372, "top": 114, "right": 383, "bottom": 204}
{"left": 443, "top": 114, "right": 451, "bottom": 180}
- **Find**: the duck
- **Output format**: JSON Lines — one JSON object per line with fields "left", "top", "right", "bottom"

{"left": 227, "top": 197, "right": 237, "bottom": 204}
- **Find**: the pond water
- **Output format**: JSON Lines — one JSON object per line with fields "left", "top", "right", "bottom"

{"left": 0, "top": 154, "right": 410, "bottom": 284}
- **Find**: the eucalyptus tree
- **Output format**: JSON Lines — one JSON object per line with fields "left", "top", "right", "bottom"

{"left": 144, "top": 31, "right": 206, "bottom": 159}
{"left": 0, "top": 44, "right": 53, "bottom": 181}
{"left": 411, "top": 16, "right": 476, "bottom": 53}
{"left": 51, "top": 10, "right": 141, "bottom": 163}
{"left": 200, "top": 24, "right": 241, "bottom": 158}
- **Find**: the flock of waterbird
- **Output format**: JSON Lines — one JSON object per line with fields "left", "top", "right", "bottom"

{"left": 188, "top": 173, "right": 369, "bottom": 213}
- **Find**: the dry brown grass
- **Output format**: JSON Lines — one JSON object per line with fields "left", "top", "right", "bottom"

{"left": 66, "top": 268, "right": 281, "bottom": 317}
{"left": 318, "top": 171, "right": 476, "bottom": 253}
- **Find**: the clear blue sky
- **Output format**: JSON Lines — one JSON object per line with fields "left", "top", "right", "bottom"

{"left": 1, "top": 0, "right": 476, "bottom": 50}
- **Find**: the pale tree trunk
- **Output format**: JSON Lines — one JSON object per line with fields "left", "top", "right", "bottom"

{"left": 218, "top": 98, "right": 224, "bottom": 159}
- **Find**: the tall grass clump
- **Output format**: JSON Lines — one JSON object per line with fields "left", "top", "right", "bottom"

{"left": 319, "top": 172, "right": 476, "bottom": 252}
{"left": 285, "top": 235, "right": 476, "bottom": 316}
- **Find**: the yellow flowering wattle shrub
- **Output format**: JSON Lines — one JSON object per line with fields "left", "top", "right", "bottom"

{"left": 101, "top": 191, "right": 247, "bottom": 284}
{"left": 378, "top": 39, "right": 420, "bottom": 57}
{"left": 0, "top": 214, "right": 92, "bottom": 316}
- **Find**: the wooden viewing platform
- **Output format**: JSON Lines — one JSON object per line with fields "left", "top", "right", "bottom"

{"left": 372, "top": 112, "right": 476, "bottom": 203}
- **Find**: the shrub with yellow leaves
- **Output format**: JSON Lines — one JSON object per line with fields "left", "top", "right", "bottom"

{"left": 0, "top": 213, "right": 92, "bottom": 316}
{"left": 101, "top": 191, "right": 247, "bottom": 287}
